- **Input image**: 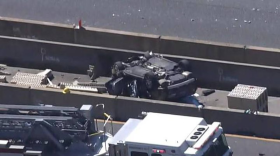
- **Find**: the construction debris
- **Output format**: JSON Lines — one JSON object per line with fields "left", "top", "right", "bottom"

{"left": 62, "top": 87, "right": 71, "bottom": 94}
{"left": 10, "top": 72, "right": 48, "bottom": 87}
{"left": 7, "top": 68, "right": 107, "bottom": 93}
{"left": 87, "top": 65, "right": 96, "bottom": 80}
{"left": 47, "top": 78, "right": 53, "bottom": 85}
{"left": 0, "top": 71, "right": 11, "bottom": 75}
{"left": 37, "top": 69, "right": 53, "bottom": 79}
{"left": 46, "top": 84, "right": 60, "bottom": 89}
{"left": 0, "top": 64, "right": 11, "bottom": 75}
{"left": 202, "top": 89, "right": 215, "bottom": 96}
{"left": 59, "top": 82, "right": 99, "bottom": 93}
{"left": 77, "top": 81, "right": 106, "bottom": 87}
{"left": 0, "top": 64, "right": 7, "bottom": 70}
{"left": 0, "top": 76, "right": 7, "bottom": 83}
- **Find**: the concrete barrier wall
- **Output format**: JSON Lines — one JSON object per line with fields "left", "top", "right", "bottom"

{"left": 0, "top": 17, "right": 160, "bottom": 52}
{"left": 2, "top": 17, "right": 280, "bottom": 67}
{"left": 160, "top": 36, "right": 280, "bottom": 67}
{"left": 159, "top": 36, "right": 246, "bottom": 62}
{"left": 189, "top": 60, "right": 280, "bottom": 95}
{"left": 201, "top": 106, "right": 280, "bottom": 137}
{"left": 2, "top": 36, "right": 280, "bottom": 96}
{"left": 1, "top": 83, "right": 280, "bottom": 139}
{"left": 74, "top": 28, "right": 160, "bottom": 52}
{"left": 164, "top": 55, "right": 280, "bottom": 95}
{"left": 0, "top": 36, "right": 138, "bottom": 76}
{"left": 0, "top": 17, "right": 75, "bottom": 44}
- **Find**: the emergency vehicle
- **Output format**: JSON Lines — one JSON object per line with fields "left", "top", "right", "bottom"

{"left": 108, "top": 112, "right": 233, "bottom": 156}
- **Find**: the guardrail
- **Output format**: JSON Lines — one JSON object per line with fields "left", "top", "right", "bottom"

{"left": 1, "top": 83, "right": 279, "bottom": 139}
{"left": 1, "top": 17, "right": 280, "bottom": 67}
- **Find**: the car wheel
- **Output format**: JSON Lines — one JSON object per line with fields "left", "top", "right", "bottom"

{"left": 112, "top": 61, "right": 125, "bottom": 78}
{"left": 144, "top": 51, "right": 153, "bottom": 60}
{"left": 184, "top": 72, "right": 198, "bottom": 94}
{"left": 178, "top": 59, "right": 191, "bottom": 71}
{"left": 144, "top": 72, "right": 157, "bottom": 90}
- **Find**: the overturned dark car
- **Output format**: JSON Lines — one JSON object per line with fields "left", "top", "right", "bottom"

{"left": 105, "top": 52, "right": 198, "bottom": 101}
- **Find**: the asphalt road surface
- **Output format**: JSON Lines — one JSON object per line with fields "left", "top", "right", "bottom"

{"left": 0, "top": 0, "right": 280, "bottom": 48}
{"left": 97, "top": 120, "right": 280, "bottom": 156}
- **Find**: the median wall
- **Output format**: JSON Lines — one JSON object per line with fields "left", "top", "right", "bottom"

{"left": 159, "top": 36, "right": 280, "bottom": 67}
{"left": 0, "top": 17, "right": 160, "bottom": 52}
{"left": 1, "top": 35, "right": 280, "bottom": 96}
{"left": 1, "top": 17, "right": 280, "bottom": 67}
{"left": 0, "top": 83, "right": 280, "bottom": 139}
{"left": 0, "top": 36, "right": 138, "bottom": 76}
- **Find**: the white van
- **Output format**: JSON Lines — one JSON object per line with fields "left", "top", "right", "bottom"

{"left": 108, "top": 112, "right": 233, "bottom": 156}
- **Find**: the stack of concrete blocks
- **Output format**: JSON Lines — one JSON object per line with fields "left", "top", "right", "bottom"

{"left": 227, "top": 84, "right": 268, "bottom": 112}
{"left": 10, "top": 72, "right": 47, "bottom": 88}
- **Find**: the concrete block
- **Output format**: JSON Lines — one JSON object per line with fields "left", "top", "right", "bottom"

{"left": 227, "top": 96, "right": 242, "bottom": 109}
{"left": 11, "top": 72, "right": 47, "bottom": 85}
{"left": 241, "top": 98, "right": 258, "bottom": 111}
{"left": 228, "top": 84, "right": 268, "bottom": 112}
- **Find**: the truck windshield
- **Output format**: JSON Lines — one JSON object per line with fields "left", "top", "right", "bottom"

{"left": 202, "top": 134, "right": 229, "bottom": 156}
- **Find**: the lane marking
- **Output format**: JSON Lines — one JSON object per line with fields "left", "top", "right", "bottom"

{"left": 96, "top": 119, "right": 280, "bottom": 142}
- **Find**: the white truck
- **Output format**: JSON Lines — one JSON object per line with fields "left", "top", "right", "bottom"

{"left": 107, "top": 112, "right": 233, "bottom": 156}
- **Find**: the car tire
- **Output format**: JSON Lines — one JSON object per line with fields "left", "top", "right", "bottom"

{"left": 112, "top": 61, "right": 125, "bottom": 78}
{"left": 144, "top": 51, "right": 153, "bottom": 60}
{"left": 183, "top": 72, "right": 198, "bottom": 95}
{"left": 178, "top": 59, "right": 191, "bottom": 71}
{"left": 144, "top": 72, "right": 157, "bottom": 90}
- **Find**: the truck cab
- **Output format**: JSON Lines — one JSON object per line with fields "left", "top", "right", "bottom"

{"left": 108, "top": 112, "right": 233, "bottom": 156}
